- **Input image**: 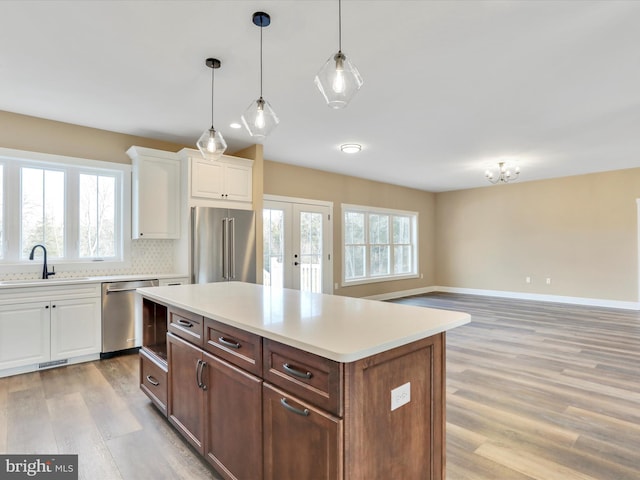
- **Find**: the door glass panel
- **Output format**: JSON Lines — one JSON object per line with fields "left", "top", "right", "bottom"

{"left": 263, "top": 208, "right": 285, "bottom": 287}
{"left": 299, "top": 211, "right": 323, "bottom": 293}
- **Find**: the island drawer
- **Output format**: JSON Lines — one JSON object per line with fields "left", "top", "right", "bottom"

{"left": 168, "top": 306, "right": 204, "bottom": 347}
{"left": 263, "top": 339, "right": 343, "bottom": 416}
{"left": 140, "top": 348, "right": 168, "bottom": 416}
{"left": 204, "top": 318, "right": 262, "bottom": 376}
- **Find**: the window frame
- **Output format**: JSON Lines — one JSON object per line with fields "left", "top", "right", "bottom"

{"left": 0, "top": 147, "right": 131, "bottom": 273}
{"left": 341, "top": 203, "right": 419, "bottom": 286}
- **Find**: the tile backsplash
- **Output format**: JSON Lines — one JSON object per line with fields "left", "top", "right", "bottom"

{"left": 0, "top": 239, "right": 178, "bottom": 281}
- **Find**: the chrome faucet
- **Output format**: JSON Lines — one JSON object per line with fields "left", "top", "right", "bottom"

{"left": 29, "top": 244, "right": 56, "bottom": 279}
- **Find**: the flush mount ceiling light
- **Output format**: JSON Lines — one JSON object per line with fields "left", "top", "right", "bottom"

{"left": 340, "top": 143, "right": 361, "bottom": 153}
{"left": 241, "top": 12, "right": 279, "bottom": 139}
{"left": 485, "top": 162, "right": 521, "bottom": 184}
{"left": 315, "top": 0, "right": 363, "bottom": 109}
{"left": 196, "top": 58, "right": 227, "bottom": 160}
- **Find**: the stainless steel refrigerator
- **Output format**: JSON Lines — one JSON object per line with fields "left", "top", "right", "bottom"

{"left": 191, "top": 206, "right": 256, "bottom": 284}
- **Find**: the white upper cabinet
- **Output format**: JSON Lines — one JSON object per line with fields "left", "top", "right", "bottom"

{"left": 128, "top": 146, "right": 182, "bottom": 239}
{"left": 179, "top": 149, "right": 253, "bottom": 208}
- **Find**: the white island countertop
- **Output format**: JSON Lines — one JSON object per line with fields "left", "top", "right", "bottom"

{"left": 137, "top": 282, "right": 470, "bottom": 363}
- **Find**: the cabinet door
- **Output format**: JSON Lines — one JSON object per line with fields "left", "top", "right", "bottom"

{"left": 224, "top": 163, "right": 252, "bottom": 202}
{"left": 204, "top": 352, "right": 262, "bottom": 480}
{"left": 167, "top": 333, "right": 205, "bottom": 454}
{"left": 191, "top": 159, "right": 225, "bottom": 199}
{"left": 263, "top": 383, "right": 343, "bottom": 480}
{"left": 50, "top": 297, "right": 101, "bottom": 361}
{"left": 132, "top": 156, "right": 181, "bottom": 239}
{"left": 0, "top": 302, "right": 50, "bottom": 370}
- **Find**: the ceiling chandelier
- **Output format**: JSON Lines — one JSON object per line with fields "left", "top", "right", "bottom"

{"left": 241, "top": 12, "right": 279, "bottom": 139}
{"left": 196, "top": 58, "right": 227, "bottom": 160}
{"left": 314, "top": 0, "right": 363, "bottom": 108}
{"left": 485, "top": 162, "right": 520, "bottom": 184}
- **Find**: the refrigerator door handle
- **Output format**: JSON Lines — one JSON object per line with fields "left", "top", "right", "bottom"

{"left": 222, "top": 217, "right": 229, "bottom": 280}
{"left": 229, "top": 217, "right": 236, "bottom": 280}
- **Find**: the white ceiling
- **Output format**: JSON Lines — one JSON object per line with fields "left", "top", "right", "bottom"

{"left": 1, "top": 0, "right": 639, "bottom": 192}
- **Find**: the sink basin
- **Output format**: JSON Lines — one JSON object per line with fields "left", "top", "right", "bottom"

{"left": 0, "top": 277, "right": 90, "bottom": 286}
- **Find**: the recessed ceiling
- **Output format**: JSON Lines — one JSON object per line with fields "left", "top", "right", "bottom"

{"left": 1, "top": 0, "right": 639, "bottom": 192}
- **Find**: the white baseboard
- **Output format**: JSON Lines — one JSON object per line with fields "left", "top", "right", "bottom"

{"left": 365, "top": 285, "right": 640, "bottom": 310}
{"left": 432, "top": 286, "right": 640, "bottom": 311}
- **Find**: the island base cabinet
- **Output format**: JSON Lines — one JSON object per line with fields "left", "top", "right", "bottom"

{"left": 263, "top": 383, "right": 343, "bottom": 480}
{"left": 204, "top": 352, "right": 262, "bottom": 480}
{"left": 344, "top": 333, "right": 445, "bottom": 480}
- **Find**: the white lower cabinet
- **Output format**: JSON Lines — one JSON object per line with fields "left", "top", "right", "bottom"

{"left": 50, "top": 297, "right": 101, "bottom": 361}
{"left": 0, "top": 302, "right": 50, "bottom": 370}
{"left": 0, "top": 283, "right": 101, "bottom": 377}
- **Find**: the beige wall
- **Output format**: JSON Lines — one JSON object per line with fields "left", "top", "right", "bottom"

{"left": 435, "top": 169, "right": 640, "bottom": 302}
{"left": 0, "top": 110, "right": 187, "bottom": 162}
{"left": 263, "top": 160, "right": 436, "bottom": 298}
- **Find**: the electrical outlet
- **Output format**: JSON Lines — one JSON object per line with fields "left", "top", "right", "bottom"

{"left": 334, "top": 283, "right": 339, "bottom": 290}
{"left": 525, "top": 276, "right": 531, "bottom": 284}
{"left": 391, "top": 382, "right": 411, "bottom": 411}
{"left": 546, "top": 277, "right": 552, "bottom": 285}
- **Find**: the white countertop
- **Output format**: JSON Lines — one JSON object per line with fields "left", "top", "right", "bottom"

{"left": 0, "top": 273, "right": 188, "bottom": 289}
{"left": 137, "top": 282, "right": 471, "bottom": 363}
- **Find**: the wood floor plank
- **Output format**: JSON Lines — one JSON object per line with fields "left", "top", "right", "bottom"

{"left": 47, "top": 391, "right": 122, "bottom": 480}
{"left": 6, "top": 384, "right": 58, "bottom": 454}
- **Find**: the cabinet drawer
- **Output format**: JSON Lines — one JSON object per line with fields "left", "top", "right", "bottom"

{"left": 140, "top": 348, "right": 168, "bottom": 416}
{"left": 168, "top": 307, "right": 204, "bottom": 347}
{"left": 263, "top": 339, "right": 343, "bottom": 416}
{"left": 204, "top": 318, "right": 262, "bottom": 376}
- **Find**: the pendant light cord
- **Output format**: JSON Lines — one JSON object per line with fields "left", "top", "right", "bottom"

{"left": 259, "top": 19, "right": 264, "bottom": 98}
{"left": 210, "top": 65, "right": 215, "bottom": 127}
{"left": 338, "top": 0, "right": 342, "bottom": 52}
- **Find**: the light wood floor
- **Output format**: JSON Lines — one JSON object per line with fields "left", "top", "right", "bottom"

{"left": 392, "top": 292, "right": 640, "bottom": 480}
{"left": 1, "top": 292, "right": 638, "bottom": 479}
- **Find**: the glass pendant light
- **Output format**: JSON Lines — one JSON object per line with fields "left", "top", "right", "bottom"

{"left": 242, "top": 12, "right": 279, "bottom": 139}
{"left": 315, "top": 0, "right": 363, "bottom": 109}
{"left": 197, "top": 58, "right": 227, "bottom": 160}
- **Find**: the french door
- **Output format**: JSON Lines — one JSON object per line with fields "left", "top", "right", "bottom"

{"left": 263, "top": 198, "right": 332, "bottom": 293}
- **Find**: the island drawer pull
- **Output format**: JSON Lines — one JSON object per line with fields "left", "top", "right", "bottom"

{"left": 218, "top": 336, "right": 241, "bottom": 349}
{"left": 280, "top": 397, "right": 310, "bottom": 417}
{"left": 146, "top": 375, "right": 159, "bottom": 386}
{"left": 177, "top": 319, "right": 194, "bottom": 328}
{"left": 282, "top": 363, "right": 313, "bottom": 380}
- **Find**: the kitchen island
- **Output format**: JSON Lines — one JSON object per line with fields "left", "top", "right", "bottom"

{"left": 137, "top": 282, "right": 470, "bottom": 480}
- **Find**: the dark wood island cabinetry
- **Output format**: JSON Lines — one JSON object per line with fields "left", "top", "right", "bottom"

{"left": 137, "top": 282, "right": 469, "bottom": 480}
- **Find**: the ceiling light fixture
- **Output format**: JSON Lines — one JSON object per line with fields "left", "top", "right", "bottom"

{"left": 315, "top": 0, "right": 363, "bottom": 109}
{"left": 241, "top": 12, "right": 279, "bottom": 139}
{"left": 196, "top": 58, "right": 227, "bottom": 160}
{"left": 340, "top": 143, "right": 361, "bottom": 153}
{"left": 229, "top": 122, "right": 242, "bottom": 129}
{"left": 485, "top": 162, "right": 520, "bottom": 184}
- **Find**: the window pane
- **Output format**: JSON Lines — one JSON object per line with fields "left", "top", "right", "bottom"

{"left": 345, "top": 245, "right": 365, "bottom": 280}
{"left": 344, "top": 211, "right": 364, "bottom": 244}
{"left": 370, "top": 245, "right": 390, "bottom": 276}
{"left": 393, "top": 216, "right": 410, "bottom": 244}
{"left": 263, "top": 209, "right": 284, "bottom": 287}
{"left": 369, "top": 214, "right": 389, "bottom": 244}
{"left": 80, "top": 174, "right": 116, "bottom": 258}
{"left": 21, "top": 167, "right": 65, "bottom": 258}
{"left": 299, "top": 211, "right": 323, "bottom": 293}
{"left": 394, "top": 245, "right": 412, "bottom": 274}
{"left": 0, "top": 165, "right": 3, "bottom": 259}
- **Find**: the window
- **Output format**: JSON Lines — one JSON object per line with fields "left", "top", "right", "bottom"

{"left": 343, "top": 204, "right": 418, "bottom": 285}
{"left": 0, "top": 148, "right": 129, "bottom": 267}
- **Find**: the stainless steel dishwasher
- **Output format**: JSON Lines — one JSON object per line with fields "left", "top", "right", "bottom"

{"left": 101, "top": 279, "right": 159, "bottom": 356}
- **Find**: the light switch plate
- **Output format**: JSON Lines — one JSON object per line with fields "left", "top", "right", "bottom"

{"left": 391, "top": 382, "right": 411, "bottom": 411}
